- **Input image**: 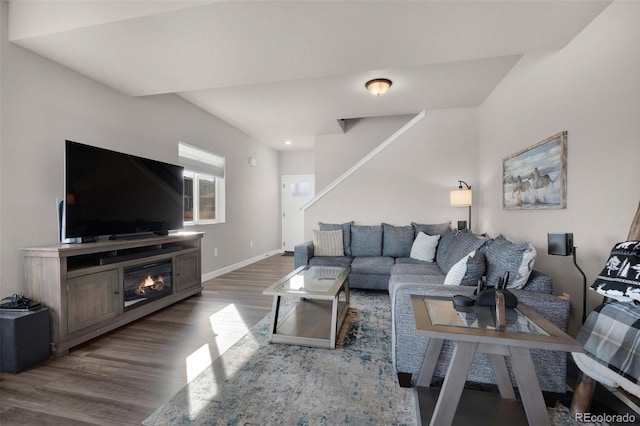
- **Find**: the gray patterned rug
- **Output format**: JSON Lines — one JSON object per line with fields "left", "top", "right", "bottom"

{"left": 143, "top": 290, "right": 601, "bottom": 425}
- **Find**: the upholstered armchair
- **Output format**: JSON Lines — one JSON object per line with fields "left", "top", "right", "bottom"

{"left": 570, "top": 202, "right": 640, "bottom": 414}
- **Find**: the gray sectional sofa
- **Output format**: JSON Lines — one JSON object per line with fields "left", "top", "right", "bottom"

{"left": 295, "top": 222, "right": 452, "bottom": 290}
{"left": 294, "top": 221, "right": 570, "bottom": 394}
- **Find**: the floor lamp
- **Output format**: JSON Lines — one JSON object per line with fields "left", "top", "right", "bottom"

{"left": 450, "top": 180, "right": 472, "bottom": 231}
{"left": 548, "top": 233, "right": 588, "bottom": 323}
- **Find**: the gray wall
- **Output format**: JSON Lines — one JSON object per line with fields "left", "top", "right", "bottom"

{"left": 0, "top": 1, "right": 281, "bottom": 296}
{"left": 478, "top": 1, "right": 640, "bottom": 333}
{"left": 314, "top": 116, "right": 416, "bottom": 191}
{"left": 279, "top": 150, "right": 315, "bottom": 176}
{"left": 305, "top": 108, "right": 479, "bottom": 238}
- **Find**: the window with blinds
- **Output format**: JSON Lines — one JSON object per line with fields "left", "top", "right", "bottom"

{"left": 179, "top": 142, "right": 226, "bottom": 224}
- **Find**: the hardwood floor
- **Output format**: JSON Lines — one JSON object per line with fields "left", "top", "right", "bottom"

{"left": 0, "top": 254, "right": 295, "bottom": 426}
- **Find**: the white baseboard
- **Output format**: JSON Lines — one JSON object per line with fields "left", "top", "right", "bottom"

{"left": 201, "top": 249, "right": 284, "bottom": 282}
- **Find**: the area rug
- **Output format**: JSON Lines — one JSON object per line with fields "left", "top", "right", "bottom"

{"left": 143, "top": 290, "right": 602, "bottom": 425}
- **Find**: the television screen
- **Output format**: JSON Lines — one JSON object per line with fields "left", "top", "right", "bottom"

{"left": 64, "top": 140, "right": 184, "bottom": 240}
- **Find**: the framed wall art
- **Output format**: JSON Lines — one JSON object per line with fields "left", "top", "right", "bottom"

{"left": 503, "top": 131, "right": 567, "bottom": 210}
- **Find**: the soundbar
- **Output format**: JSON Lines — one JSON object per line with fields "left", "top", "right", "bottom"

{"left": 97, "top": 246, "right": 183, "bottom": 266}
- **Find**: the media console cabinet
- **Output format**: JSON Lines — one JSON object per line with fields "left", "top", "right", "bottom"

{"left": 22, "top": 232, "right": 203, "bottom": 356}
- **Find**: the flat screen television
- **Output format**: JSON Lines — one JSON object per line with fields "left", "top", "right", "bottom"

{"left": 63, "top": 140, "right": 184, "bottom": 241}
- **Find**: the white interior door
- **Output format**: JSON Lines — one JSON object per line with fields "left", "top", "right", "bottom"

{"left": 282, "top": 175, "right": 315, "bottom": 252}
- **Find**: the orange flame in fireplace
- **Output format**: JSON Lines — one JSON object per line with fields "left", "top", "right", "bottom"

{"left": 136, "top": 274, "right": 164, "bottom": 295}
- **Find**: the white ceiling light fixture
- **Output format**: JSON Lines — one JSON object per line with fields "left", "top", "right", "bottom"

{"left": 365, "top": 78, "right": 393, "bottom": 96}
{"left": 284, "top": 140, "right": 292, "bottom": 145}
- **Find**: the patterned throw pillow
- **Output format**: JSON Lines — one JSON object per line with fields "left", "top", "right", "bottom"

{"left": 313, "top": 229, "right": 344, "bottom": 256}
{"left": 319, "top": 221, "right": 354, "bottom": 255}
{"left": 443, "top": 250, "right": 487, "bottom": 286}
{"left": 444, "top": 250, "right": 475, "bottom": 285}
{"left": 591, "top": 241, "right": 640, "bottom": 303}
{"left": 483, "top": 235, "right": 536, "bottom": 289}
{"left": 461, "top": 250, "right": 486, "bottom": 286}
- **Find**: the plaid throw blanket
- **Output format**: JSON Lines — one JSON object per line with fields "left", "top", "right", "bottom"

{"left": 577, "top": 301, "right": 640, "bottom": 385}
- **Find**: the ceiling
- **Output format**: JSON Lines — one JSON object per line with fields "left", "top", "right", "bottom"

{"left": 7, "top": 1, "right": 611, "bottom": 151}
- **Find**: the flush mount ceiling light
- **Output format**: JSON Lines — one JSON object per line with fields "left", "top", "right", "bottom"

{"left": 365, "top": 78, "right": 392, "bottom": 96}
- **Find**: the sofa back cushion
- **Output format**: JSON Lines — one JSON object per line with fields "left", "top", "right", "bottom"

{"left": 483, "top": 235, "right": 537, "bottom": 289}
{"left": 382, "top": 223, "right": 414, "bottom": 257}
{"left": 319, "top": 221, "right": 354, "bottom": 255}
{"left": 351, "top": 225, "right": 383, "bottom": 256}
{"left": 437, "top": 230, "right": 489, "bottom": 274}
{"left": 522, "top": 270, "right": 553, "bottom": 293}
{"left": 411, "top": 221, "right": 452, "bottom": 237}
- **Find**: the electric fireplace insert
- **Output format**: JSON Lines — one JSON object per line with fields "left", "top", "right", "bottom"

{"left": 123, "top": 260, "right": 173, "bottom": 311}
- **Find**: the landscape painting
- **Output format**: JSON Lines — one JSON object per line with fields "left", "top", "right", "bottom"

{"left": 503, "top": 131, "right": 567, "bottom": 210}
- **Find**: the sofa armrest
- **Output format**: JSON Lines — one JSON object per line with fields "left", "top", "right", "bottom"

{"left": 294, "top": 241, "right": 314, "bottom": 269}
{"left": 390, "top": 282, "right": 568, "bottom": 332}
{"left": 389, "top": 282, "right": 570, "bottom": 392}
{"left": 510, "top": 288, "right": 570, "bottom": 332}
{"left": 521, "top": 270, "right": 553, "bottom": 294}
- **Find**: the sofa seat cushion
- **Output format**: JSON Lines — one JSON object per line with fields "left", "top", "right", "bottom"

{"left": 392, "top": 263, "right": 443, "bottom": 277}
{"left": 309, "top": 256, "right": 353, "bottom": 268}
{"left": 388, "top": 274, "right": 447, "bottom": 300}
{"left": 395, "top": 257, "right": 433, "bottom": 265}
{"left": 351, "top": 256, "right": 394, "bottom": 275}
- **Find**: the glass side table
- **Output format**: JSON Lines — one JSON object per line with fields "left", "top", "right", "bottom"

{"left": 412, "top": 296, "right": 582, "bottom": 426}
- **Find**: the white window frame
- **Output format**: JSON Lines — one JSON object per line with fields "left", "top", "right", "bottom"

{"left": 179, "top": 143, "right": 226, "bottom": 226}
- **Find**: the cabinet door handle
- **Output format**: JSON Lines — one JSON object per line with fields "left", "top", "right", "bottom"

{"left": 114, "top": 290, "right": 120, "bottom": 295}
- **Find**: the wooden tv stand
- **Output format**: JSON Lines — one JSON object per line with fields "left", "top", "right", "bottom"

{"left": 22, "top": 232, "right": 203, "bottom": 356}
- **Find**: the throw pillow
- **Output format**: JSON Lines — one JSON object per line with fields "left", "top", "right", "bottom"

{"left": 483, "top": 235, "right": 536, "bottom": 289}
{"left": 435, "top": 228, "right": 458, "bottom": 268}
{"left": 461, "top": 250, "right": 486, "bottom": 286}
{"left": 591, "top": 241, "right": 640, "bottom": 303}
{"left": 312, "top": 229, "right": 344, "bottom": 256}
{"left": 350, "top": 225, "right": 383, "bottom": 257}
{"left": 444, "top": 250, "right": 476, "bottom": 285}
{"left": 382, "top": 223, "right": 415, "bottom": 258}
{"left": 319, "top": 221, "right": 354, "bottom": 255}
{"left": 410, "top": 232, "right": 440, "bottom": 262}
{"left": 437, "top": 230, "right": 489, "bottom": 274}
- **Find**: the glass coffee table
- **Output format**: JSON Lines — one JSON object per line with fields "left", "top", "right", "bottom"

{"left": 411, "top": 296, "right": 583, "bottom": 426}
{"left": 263, "top": 265, "right": 350, "bottom": 349}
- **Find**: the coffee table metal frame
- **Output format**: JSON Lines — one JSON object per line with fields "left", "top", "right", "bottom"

{"left": 263, "top": 265, "right": 350, "bottom": 349}
{"left": 411, "top": 296, "right": 583, "bottom": 426}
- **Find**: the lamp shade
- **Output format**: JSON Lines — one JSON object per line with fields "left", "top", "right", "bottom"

{"left": 450, "top": 189, "right": 472, "bottom": 207}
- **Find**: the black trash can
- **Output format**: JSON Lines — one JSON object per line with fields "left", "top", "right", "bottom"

{"left": 0, "top": 307, "right": 51, "bottom": 373}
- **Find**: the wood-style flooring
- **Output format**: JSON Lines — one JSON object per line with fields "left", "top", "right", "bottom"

{"left": 0, "top": 254, "right": 295, "bottom": 426}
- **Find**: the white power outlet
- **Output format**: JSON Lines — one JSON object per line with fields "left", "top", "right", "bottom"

{"left": 214, "top": 248, "right": 218, "bottom": 256}
{"left": 249, "top": 240, "right": 253, "bottom": 248}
